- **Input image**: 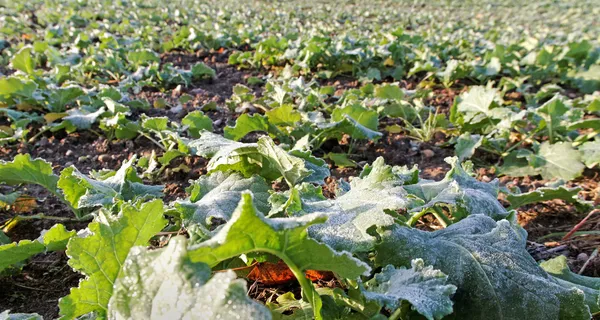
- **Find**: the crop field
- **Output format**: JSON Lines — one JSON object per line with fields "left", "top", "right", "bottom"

{"left": 1, "top": 0, "right": 600, "bottom": 319}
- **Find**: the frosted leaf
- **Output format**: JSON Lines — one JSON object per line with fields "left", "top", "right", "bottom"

{"left": 108, "top": 237, "right": 271, "bottom": 320}
{"left": 58, "top": 156, "right": 163, "bottom": 209}
{"left": 375, "top": 215, "right": 594, "bottom": 320}
{"left": 175, "top": 171, "right": 270, "bottom": 230}
{"left": 271, "top": 157, "right": 413, "bottom": 253}
{"left": 362, "top": 259, "right": 456, "bottom": 320}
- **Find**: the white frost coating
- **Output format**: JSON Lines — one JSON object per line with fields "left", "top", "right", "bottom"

{"left": 362, "top": 259, "right": 456, "bottom": 320}
{"left": 175, "top": 172, "right": 270, "bottom": 228}
{"left": 63, "top": 107, "right": 106, "bottom": 129}
{"left": 376, "top": 215, "right": 594, "bottom": 320}
{"left": 286, "top": 158, "right": 411, "bottom": 253}
{"left": 108, "top": 237, "right": 272, "bottom": 320}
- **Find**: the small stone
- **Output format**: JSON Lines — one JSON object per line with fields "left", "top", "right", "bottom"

{"left": 577, "top": 253, "right": 589, "bottom": 262}
{"left": 422, "top": 149, "right": 435, "bottom": 158}
{"left": 66, "top": 150, "right": 74, "bottom": 157}
{"left": 481, "top": 175, "right": 491, "bottom": 183}
{"left": 38, "top": 137, "right": 50, "bottom": 147}
{"left": 98, "top": 154, "right": 111, "bottom": 162}
{"left": 214, "top": 119, "right": 223, "bottom": 127}
{"left": 78, "top": 156, "right": 89, "bottom": 162}
{"left": 45, "top": 149, "right": 54, "bottom": 155}
{"left": 64, "top": 162, "right": 74, "bottom": 167}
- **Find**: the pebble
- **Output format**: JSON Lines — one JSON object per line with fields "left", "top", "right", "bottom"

{"left": 98, "top": 154, "right": 111, "bottom": 162}
{"left": 577, "top": 253, "right": 589, "bottom": 262}
{"left": 481, "top": 175, "right": 491, "bottom": 182}
{"left": 65, "top": 162, "right": 74, "bottom": 167}
{"left": 66, "top": 150, "right": 74, "bottom": 157}
{"left": 214, "top": 119, "right": 223, "bottom": 127}
{"left": 422, "top": 149, "right": 435, "bottom": 158}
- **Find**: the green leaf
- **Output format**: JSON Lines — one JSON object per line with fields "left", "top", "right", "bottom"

{"left": 454, "top": 132, "right": 483, "bottom": 160}
{"left": 316, "top": 115, "right": 382, "bottom": 144}
{"left": 0, "top": 192, "right": 20, "bottom": 207}
{"left": 326, "top": 153, "right": 357, "bottom": 168}
{"left": 191, "top": 62, "right": 216, "bottom": 79}
{"left": 48, "top": 86, "right": 85, "bottom": 112}
{"left": 265, "top": 104, "right": 301, "bottom": 126}
{"left": 506, "top": 185, "right": 591, "bottom": 211}
{"left": 10, "top": 46, "right": 35, "bottom": 74}
{"left": 540, "top": 255, "right": 600, "bottom": 314}
{"left": 374, "top": 84, "right": 404, "bottom": 101}
{"left": 141, "top": 116, "right": 168, "bottom": 132}
{"left": 361, "top": 260, "right": 456, "bottom": 320}
{"left": 375, "top": 215, "right": 594, "bottom": 320}
{"left": 331, "top": 104, "right": 378, "bottom": 131}
{"left": 108, "top": 237, "right": 271, "bottom": 319}
{"left": 579, "top": 139, "right": 600, "bottom": 168}
{"left": 58, "top": 200, "right": 168, "bottom": 319}
{"left": 0, "top": 154, "right": 59, "bottom": 197}
{"left": 0, "top": 77, "right": 38, "bottom": 100}
{"left": 182, "top": 110, "right": 213, "bottom": 138}
{"left": 58, "top": 157, "right": 163, "bottom": 209}
{"left": 189, "top": 193, "right": 370, "bottom": 320}
{"left": 187, "top": 132, "right": 313, "bottom": 186}
{"left": 532, "top": 142, "right": 585, "bottom": 180}
{"left": 175, "top": 171, "right": 270, "bottom": 230}
{"left": 0, "top": 230, "right": 9, "bottom": 245}
{"left": 451, "top": 86, "right": 502, "bottom": 125}
{"left": 126, "top": 49, "right": 160, "bottom": 67}
{"left": 0, "top": 240, "right": 44, "bottom": 273}
{"left": 0, "top": 224, "right": 75, "bottom": 273}
{"left": 224, "top": 114, "right": 276, "bottom": 141}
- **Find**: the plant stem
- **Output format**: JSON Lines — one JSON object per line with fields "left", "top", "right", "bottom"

{"left": 27, "top": 126, "right": 51, "bottom": 144}
{"left": 139, "top": 132, "right": 167, "bottom": 151}
{"left": 432, "top": 207, "right": 452, "bottom": 227}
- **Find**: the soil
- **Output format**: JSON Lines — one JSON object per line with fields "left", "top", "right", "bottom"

{"left": 1, "top": 50, "right": 599, "bottom": 318}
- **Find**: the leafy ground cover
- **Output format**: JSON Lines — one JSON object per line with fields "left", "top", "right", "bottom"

{"left": 1, "top": 0, "right": 599, "bottom": 319}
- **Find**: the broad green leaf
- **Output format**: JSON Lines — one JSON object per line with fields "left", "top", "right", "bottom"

{"left": 175, "top": 171, "right": 270, "bottom": 230}
{"left": 540, "top": 255, "right": 600, "bottom": 314}
{"left": 532, "top": 142, "right": 585, "bottom": 180}
{"left": 224, "top": 113, "right": 277, "bottom": 141}
{"left": 141, "top": 116, "right": 168, "bottom": 132}
{"left": 331, "top": 104, "right": 378, "bottom": 131}
{"left": 579, "top": 139, "right": 600, "bottom": 168}
{"left": 0, "top": 77, "right": 38, "bottom": 100}
{"left": 10, "top": 46, "right": 35, "bottom": 74}
{"left": 58, "top": 157, "right": 163, "bottom": 209}
{"left": 451, "top": 86, "right": 501, "bottom": 125}
{"left": 58, "top": 200, "right": 168, "bottom": 319}
{"left": 187, "top": 132, "right": 313, "bottom": 186}
{"left": 496, "top": 150, "right": 539, "bottom": 177}
{"left": 326, "top": 153, "right": 357, "bottom": 168}
{"left": 506, "top": 185, "right": 591, "bottom": 211}
{"left": 108, "top": 237, "right": 271, "bottom": 319}
{"left": 375, "top": 215, "right": 594, "bottom": 320}
{"left": 189, "top": 193, "right": 370, "bottom": 320}
{"left": 182, "top": 110, "right": 213, "bottom": 138}
{"left": 0, "top": 224, "right": 75, "bottom": 273}
{"left": 374, "top": 84, "right": 404, "bottom": 101}
{"left": 0, "top": 154, "right": 59, "bottom": 197}
{"left": 0, "top": 230, "right": 9, "bottom": 245}
{"left": 316, "top": 115, "right": 382, "bottom": 145}
{"left": 454, "top": 132, "right": 482, "bottom": 160}
{"left": 361, "top": 259, "right": 456, "bottom": 320}
{"left": 126, "top": 49, "right": 160, "bottom": 67}
{"left": 267, "top": 292, "right": 313, "bottom": 320}
{"left": 191, "top": 62, "right": 216, "bottom": 79}
{"left": 265, "top": 104, "right": 301, "bottom": 126}
{"left": 48, "top": 86, "right": 85, "bottom": 112}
